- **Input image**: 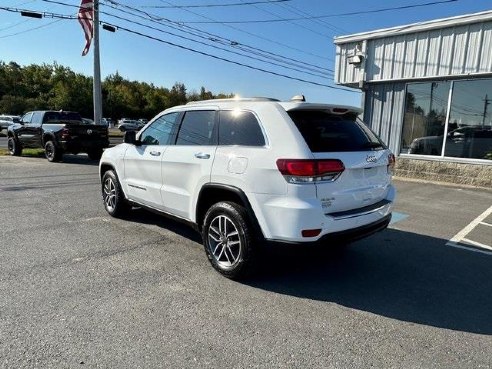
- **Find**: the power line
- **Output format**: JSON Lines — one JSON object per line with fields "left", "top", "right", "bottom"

{"left": 142, "top": 0, "right": 292, "bottom": 9}
{"left": 36, "top": 0, "right": 333, "bottom": 77}
{"left": 0, "top": 18, "right": 62, "bottom": 39}
{"left": 238, "top": 0, "right": 331, "bottom": 39}
{"left": 102, "top": 0, "right": 335, "bottom": 71}
{"left": 274, "top": 1, "right": 347, "bottom": 34}
{"left": 151, "top": 0, "right": 331, "bottom": 61}
{"left": 108, "top": 22, "right": 356, "bottom": 92}
{"left": 0, "top": 6, "right": 356, "bottom": 92}
{"left": 173, "top": 0, "right": 459, "bottom": 24}
{"left": 40, "top": 0, "right": 334, "bottom": 71}
{"left": 100, "top": 9, "right": 332, "bottom": 80}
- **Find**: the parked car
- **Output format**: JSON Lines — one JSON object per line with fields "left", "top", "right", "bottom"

{"left": 99, "top": 97, "right": 396, "bottom": 279}
{"left": 101, "top": 117, "right": 113, "bottom": 127}
{"left": 118, "top": 119, "right": 145, "bottom": 132}
{"left": 409, "top": 126, "right": 492, "bottom": 158}
{"left": 7, "top": 110, "right": 109, "bottom": 161}
{"left": 0, "top": 115, "right": 20, "bottom": 132}
{"left": 82, "top": 117, "right": 94, "bottom": 125}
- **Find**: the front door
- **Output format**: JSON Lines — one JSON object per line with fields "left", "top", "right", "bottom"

{"left": 123, "top": 112, "right": 181, "bottom": 209}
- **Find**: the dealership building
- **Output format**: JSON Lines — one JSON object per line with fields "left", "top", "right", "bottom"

{"left": 334, "top": 10, "right": 492, "bottom": 187}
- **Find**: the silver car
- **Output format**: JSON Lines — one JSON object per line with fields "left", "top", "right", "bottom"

{"left": 0, "top": 115, "right": 20, "bottom": 131}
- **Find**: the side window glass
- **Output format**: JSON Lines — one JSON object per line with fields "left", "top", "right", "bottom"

{"left": 176, "top": 111, "right": 216, "bottom": 146}
{"left": 140, "top": 112, "right": 180, "bottom": 146}
{"left": 31, "top": 112, "right": 43, "bottom": 127}
{"left": 219, "top": 110, "right": 265, "bottom": 146}
{"left": 21, "top": 112, "right": 33, "bottom": 124}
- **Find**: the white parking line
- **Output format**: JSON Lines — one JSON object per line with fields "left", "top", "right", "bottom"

{"left": 446, "top": 205, "right": 492, "bottom": 255}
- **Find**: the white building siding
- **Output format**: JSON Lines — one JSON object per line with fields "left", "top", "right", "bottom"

{"left": 479, "top": 22, "right": 492, "bottom": 73}
{"left": 334, "top": 14, "right": 492, "bottom": 86}
{"left": 363, "top": 83, "right": 407, "bottom": 154}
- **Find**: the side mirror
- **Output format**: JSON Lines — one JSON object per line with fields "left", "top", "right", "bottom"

{"left": 124, "top": 130, "right": 140, "bottom": 145}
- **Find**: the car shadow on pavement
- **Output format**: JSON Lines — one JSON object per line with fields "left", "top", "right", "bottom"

{"left": 126, "top": 208, "right": 202, "bottom": 244}
{"left": 117, "top": 208, "right": 492, "bottom": 335}
{"left": 247, "top": 229, "right": 492, "bottom": 335}
{"left": 58, "top": 154, "right": 101, "bottom": 166}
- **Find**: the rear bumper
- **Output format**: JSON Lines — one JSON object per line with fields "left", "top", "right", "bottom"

{"left": 267, "top": 213, "right": 391, "bottom": 246}
{"left": 251, "top": 184, "right": 396, "bottom": 243}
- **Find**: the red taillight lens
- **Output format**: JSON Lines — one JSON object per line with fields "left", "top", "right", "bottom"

{"left": 277, "top": 159, "right": 316, "bottom": 176}
{"left": 276, "top": 159, "right": 345, "bottom": 183}
{"left": 387, "top": 153, "right": 395, "bottom": 175}
{"left": 60, "top": 128, "right": 70, "bottom": 140}
{"left": 317, "top": 160, "right": 345, "bottom": 174}
{"left": 276, "top": 159, "right": 344, "bottom": 176}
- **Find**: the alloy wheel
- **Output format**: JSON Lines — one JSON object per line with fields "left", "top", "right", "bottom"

{"left": 103, "top": 177, "right": 116, "bottom": 212}
{"left": 208, "top": 215, "right": 242, "bottom": 268}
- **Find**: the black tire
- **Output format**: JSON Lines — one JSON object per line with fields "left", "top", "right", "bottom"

{"left": 202, "top": 201, "right": 257, "bottom": 280}
{"left": 7, "top": 137, "right": 22, "bottom": 156}
{"left": 88, "top": 149, "right": 103, "bottom": 161}
{"left": 44, "top": 140, "right": 63, "bottom": 162}
{"left": 101, "top": 170, "right": 131, "bottom": 218}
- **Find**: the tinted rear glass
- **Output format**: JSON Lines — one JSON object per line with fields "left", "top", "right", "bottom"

{"left": 219, "top": 110, "right": 265, "bottom": 146}
{"left": 288, "top": 110, "right": 386, "bottom": 152}
{"left": 43, "top": 112, "right": 82, "bottom": 124}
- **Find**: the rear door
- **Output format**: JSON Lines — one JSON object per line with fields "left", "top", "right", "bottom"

{"left": 287, "top": 110, "right": 393, "bottom": 213}
{"left": 159, "top": 109, "right": 218, "bottom": 220}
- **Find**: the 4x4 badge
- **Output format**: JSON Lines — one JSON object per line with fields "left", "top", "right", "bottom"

{"left": 366, "top": 155, "right": 377, "bottom": 163}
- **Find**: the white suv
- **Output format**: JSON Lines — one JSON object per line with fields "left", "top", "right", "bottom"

{"left": 99, "top": 97, "right": 396, "bottom": 279}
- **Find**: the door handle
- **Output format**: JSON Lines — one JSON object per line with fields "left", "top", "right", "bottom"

{"left": 150, "top": 151, "right": 161, "bottom": 156}
{"left": 194, "top": 152, "right": 210, "bottom": 159}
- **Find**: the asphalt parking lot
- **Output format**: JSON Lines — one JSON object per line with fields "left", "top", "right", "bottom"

{"left": 1, "top": 154, "right": 491, "bottom": 368}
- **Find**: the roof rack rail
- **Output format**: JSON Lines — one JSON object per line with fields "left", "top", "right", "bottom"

{"left": 186, "top": 97, "right": 280, "bottom": 105}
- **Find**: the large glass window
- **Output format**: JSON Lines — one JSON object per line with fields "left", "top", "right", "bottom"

{"left": 445, "top": 80, "right": 492, "bottom": 160}
{"left": 401, "top": 81, "right": 450, "bottom": 156}
{"left": 401, "top": 79, "right": 492, "bottom": 161}
{"left": 289, "top": 110, "right": 385, "bottom": 153}
{"left": 176, "top": 110, "right": 216, "bottom": 146}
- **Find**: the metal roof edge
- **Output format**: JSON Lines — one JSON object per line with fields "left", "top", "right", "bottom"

{"left": 334, "top": 10, "right": 492, "bottom": 44}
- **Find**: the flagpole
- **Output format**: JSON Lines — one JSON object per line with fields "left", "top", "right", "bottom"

{"left": 93, "top": 0, "right": 102, "bottom": 125}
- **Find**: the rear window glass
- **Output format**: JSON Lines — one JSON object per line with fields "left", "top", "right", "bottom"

{"left": 43, "top": 112, "right": 82, "bottom": 124}
{"left": 287, "top": 110, "right": 386, "bottom": 152}
{"left": 219, "top": 110, "right": 265, "bottom": 146}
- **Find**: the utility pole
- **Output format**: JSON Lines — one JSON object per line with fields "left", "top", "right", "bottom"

{"left": 482, "top": 94, "right": 490, "bottom": 128}
{"left": 93, "top": 0, "right": 102, "bottom": 125}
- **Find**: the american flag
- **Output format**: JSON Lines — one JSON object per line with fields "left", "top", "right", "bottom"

{"left": 78, "top": 0, "right": 94, "bottom": 56}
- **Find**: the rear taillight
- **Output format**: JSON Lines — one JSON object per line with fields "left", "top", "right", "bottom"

{"left": 387, "top": 153, "right": 395, "bottom": 175}
{"left": 60, "top": 128, "right": 71, "bottom": 140}
{"left": 276, "top": 159, "right": 345, "bottom": 183}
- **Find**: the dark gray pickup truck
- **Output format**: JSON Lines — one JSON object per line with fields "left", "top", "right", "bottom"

{"left": 7, "top": 110, "right": 109, "bottom": 162}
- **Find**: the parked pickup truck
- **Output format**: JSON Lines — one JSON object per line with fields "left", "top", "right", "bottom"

{"left": 7, "top": 110, "right": 109, "bottom": 162}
